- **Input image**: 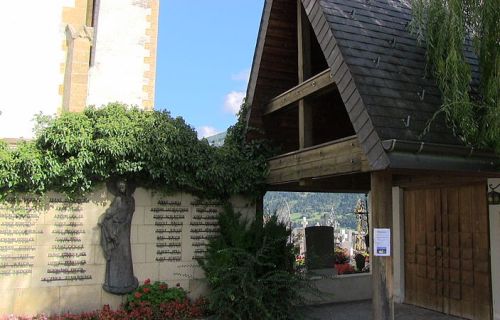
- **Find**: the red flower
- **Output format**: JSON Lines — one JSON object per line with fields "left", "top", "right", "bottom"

{"left": 143, "top": 287, "right": 150, "bottom": 293}
{"left": 134, "top": 292, "right": 142, "bottom": 299}
{"left": 144, "top": 278, "right": 151, "bottom": 285}
{"left": 159, "top": 283, "right": 168, "bottom": 290}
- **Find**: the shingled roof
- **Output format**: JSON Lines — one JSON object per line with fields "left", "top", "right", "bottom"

{"left": 246, "top": 0, "right": 499, "bottom": 173}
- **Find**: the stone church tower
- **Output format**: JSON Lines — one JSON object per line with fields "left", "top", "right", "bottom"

{"left": 0, "top": 0, "right": 159, "bottom": 139}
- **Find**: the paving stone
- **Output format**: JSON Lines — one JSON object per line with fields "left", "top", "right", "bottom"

{"left": 299, "top": 300, "right": 464, "bottom": 320}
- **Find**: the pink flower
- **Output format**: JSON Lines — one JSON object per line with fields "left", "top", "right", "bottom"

{"left": 144, "top": 278, "right": 151, "bottom": 285}
{"left": 134, "top": 292, "right": 142, "bottom": 299}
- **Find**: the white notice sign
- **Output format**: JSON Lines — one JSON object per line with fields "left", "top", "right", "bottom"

{"left": 374, "top": 228, "right": 391, "bottom": 256}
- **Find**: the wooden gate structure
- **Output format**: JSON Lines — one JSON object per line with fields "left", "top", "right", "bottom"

{"left": 244, "top": 0, "right": 500, "bottom": 319}
{"left": 404, "top": 184, "right": 492, "bottom": 319}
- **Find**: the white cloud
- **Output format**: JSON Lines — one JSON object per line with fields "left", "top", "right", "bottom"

{"left": 223, "top": 91, "right": 245, "bottom": 115}
{"left": 231, "top": 69, "right": 250, "bottom": 82}
{"left": 197, "top": 126, "right": 219, "bottom": 139}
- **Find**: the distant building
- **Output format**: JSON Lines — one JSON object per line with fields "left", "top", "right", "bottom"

{"left": 0, "top": 0, "right": 159, "bottom": 139}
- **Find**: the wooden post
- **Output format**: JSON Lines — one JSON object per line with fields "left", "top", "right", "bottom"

{"left": 297, "top": 0, "right": 311, "bottom": 83}
{"left": 299, "top": 100, "right": 313, "bottom": 148}
{"left": 297, "top": 0, "right": 312, "bottom": 149}
{"left": 255, "top": 193, "right": 265, "bottom": 229}
{"left": 371, "top": 171, "right": 394, "bottom": 320}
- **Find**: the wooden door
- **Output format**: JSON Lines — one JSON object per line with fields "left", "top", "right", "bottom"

{"left": 404, "top": 183, "right": 492, "bottom": 319}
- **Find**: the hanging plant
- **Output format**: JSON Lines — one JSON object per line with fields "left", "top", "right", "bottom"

{"left": 410, "top": 0, "right": 499, "bottom": 152}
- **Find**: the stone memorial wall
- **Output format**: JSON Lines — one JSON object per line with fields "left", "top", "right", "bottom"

{"left": 0, "top": 186, "right": 254, "bottom": 315}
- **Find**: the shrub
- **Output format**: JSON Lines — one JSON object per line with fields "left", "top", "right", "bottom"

{"left": 199, "top": 205, "right": 304, "bottom": 320}
{"left": 0, "top": 103, "right": 272, "bottom": 201}
{"left": 124, "top": 279, "right": 187, "bottom": 311}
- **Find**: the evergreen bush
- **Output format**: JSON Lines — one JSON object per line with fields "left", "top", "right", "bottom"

{"left": 199, "top": 205, "right": 304, "bottom": 320}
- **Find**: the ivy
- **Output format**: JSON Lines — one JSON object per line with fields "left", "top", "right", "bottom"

{"left": 410, "top": 0, "right": 499, "bottom": 152}
{"left": 0, "top": 103, "right": 271, "bottom": 201}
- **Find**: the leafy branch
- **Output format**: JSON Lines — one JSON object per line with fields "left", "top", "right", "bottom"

{"left": 0, "top": 103, "right": 271, "bottom": 201}
{"left": 410, "top": 0, "right": 499, "bottom": 152}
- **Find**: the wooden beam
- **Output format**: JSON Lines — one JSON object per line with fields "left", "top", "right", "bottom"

{"left": 371, "top": 171, "right": 394, "bottom": 320}
{"left": 267, "top": 136, "right": 370, "bottom": 184}
{"left": 393, "top": 174, "right": 487, "bottom": 189}
{"left": 297, "top": 0, "right": 311, "bottom": 83}
{"left": 298, "top": 0, "right": 313, "bottom": 149}
{"left": 299, "top": 99, "right": 313, "bottom": 148}
{"left": 266, "top": 172, "right": 371, "bottom": 193}
{"left": 263, "top": 68, "right": 334, "bottom": 115}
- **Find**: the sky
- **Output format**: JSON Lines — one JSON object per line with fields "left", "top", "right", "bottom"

{"left": 154, "top": 0, "right": 265, "bottom": 138}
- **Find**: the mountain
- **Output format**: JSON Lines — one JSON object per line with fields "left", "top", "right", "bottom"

{"left": 205, "top": 131, "right": 227, "bottom": 147}
{"left": 264, "top": 192, "right": 365, "bottom": 230}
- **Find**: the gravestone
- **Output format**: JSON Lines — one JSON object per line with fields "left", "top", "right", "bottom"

{"left": 305, "top": 226, "right": 335, "bottom": 269}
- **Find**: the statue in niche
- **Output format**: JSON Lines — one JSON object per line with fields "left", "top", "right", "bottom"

{"left": 99, "top": 179, "right": 138, "bottom": 294}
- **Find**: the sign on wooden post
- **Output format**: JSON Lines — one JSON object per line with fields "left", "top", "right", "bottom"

{"left": 373, "top": 228, "right": 391, "bottom": 257}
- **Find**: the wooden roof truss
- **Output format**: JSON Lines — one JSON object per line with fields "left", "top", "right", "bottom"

{"left": 246, "top": 0, "right": 499, "bottom": 190}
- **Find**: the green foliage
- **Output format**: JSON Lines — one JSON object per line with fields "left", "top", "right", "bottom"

{"left": 216, "top": 101, "right": 273, "bottom": 197}
{"left": 0, "top": 141, "right": 15, "bottom": 191}
{"left": 199, "top": 205, "right": 304, "bottom": 320}
{"left": 0, "top": 103, "right": 271, "bottom": 200}
{"left": 124, "top": 279, "right": 187, "bottom": 311}
{"left": 410, "top": 0, "right": 499, "bottom": 152}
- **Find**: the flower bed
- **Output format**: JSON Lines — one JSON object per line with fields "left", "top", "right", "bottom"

{"left": 1, "top": 280, "right": 208, "bottom": 320}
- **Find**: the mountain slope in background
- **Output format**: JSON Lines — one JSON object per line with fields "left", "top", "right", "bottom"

{"left": 264, "top": 192, "right": 365, "bottom": 229}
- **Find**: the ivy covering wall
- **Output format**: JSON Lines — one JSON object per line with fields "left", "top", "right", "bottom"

{"left": 0, "top": 103, "right": 271, "bottom": 200}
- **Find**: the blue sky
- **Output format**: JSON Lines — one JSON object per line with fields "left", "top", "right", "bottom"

{"left": 155, "top": 1, "right": 265, "bottom": 138}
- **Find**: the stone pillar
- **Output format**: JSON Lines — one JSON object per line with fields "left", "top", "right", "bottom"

{"left": 62, "top": 25, "right": 93, "bottom": 112}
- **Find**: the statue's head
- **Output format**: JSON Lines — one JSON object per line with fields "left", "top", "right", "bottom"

{"left": 117, "top": 179, "right": 127, "bottom": 194}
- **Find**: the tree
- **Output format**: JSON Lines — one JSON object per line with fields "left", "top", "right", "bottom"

{"left": 410, "top": 0, "right": 499, "bottom": 152}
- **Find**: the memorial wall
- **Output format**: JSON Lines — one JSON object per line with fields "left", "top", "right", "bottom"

{"left": 0, "top": 185, "right": 254, "bottom": 315}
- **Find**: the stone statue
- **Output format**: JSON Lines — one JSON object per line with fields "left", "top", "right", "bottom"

{"left": 99, "top": 179, "right": 138, "bottom": 294}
